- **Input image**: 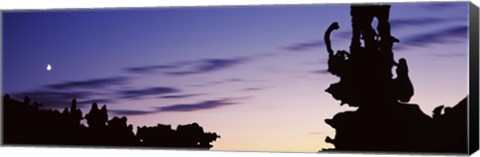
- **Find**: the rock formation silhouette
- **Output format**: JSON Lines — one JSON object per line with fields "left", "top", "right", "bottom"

{"left": 3, "top": 94, "right": 219, "bottom": 149}
{"left": 322, "top": 4, "right": 467, "bottom": 153}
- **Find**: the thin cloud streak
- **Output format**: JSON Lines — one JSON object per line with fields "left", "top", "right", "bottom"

{"left": 124, "top": 65, "right": 182, "bottom": 73}
{"left": 45, "top": 76, "right": 130, "bottom": 90}
{"left": 190, "top": 78, "right": 247, "bottom": 87}
{"left": 118, "top": 87, "right": 180, "bottom": 99}
{"left": 283, "top": 40, "right": 325, "bottom": 51}
{"left": 242, "top": 87, "right": 265, "bottom": 91}
{"left": 125, "top": 57, "right": 250, "bottom": 76}
{"left": 334, "top": 31, "right": 351, "bottom": 39}
{"left": 164, "top": 57, "right": 250, "bottom": 76}
{"left": 432, "top": 52, "right": 466, "bottom": 58}
{"left": 12, "top": 90, "right": 98, "bottom": 108}
{"left": 312, "top": 69, "right": 330, "bottom": 75}
{"left": 389, "top": 17, "right": 448, "bottom": 30}
{"left": 157, "top": 98, "right": 238, "bottom": 112}
{"left": 159, "top": 94, "right": 203, "bottom": 99}
{"left": 307, "top": 131, "right": 327, "bottom": 135}
{"left": 14, "top": 91, "right": 95, "bottom": 100}
{"left": 78, "top": 98, "right": 116, "bottom": 105}
{"left": 395, "top": 25, "right": 467, "bottom": 50}
{"left": 109, "top": 109, "right": 155, "bottom": 116}
{"left": 419, "top": 2, "right": 466, "bottom": 10}
{"left": 106, "top": 97, "right": 249, "bottom": 116}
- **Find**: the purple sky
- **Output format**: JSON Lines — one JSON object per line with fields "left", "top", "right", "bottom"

{"left": 2, "top": 2, "right": 469, "bottom": 152}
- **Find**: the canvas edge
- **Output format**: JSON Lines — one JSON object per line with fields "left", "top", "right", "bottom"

{"left": 469, "top": 1, "right": 480, "bottom": 155}
{"left": 0, "top": 2, "right": 477, "bottom": 156}
{"left": 0, "top": 10, "right": 4, "bottom": 146}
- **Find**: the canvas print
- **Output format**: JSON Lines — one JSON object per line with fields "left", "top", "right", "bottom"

{"left": 2, "top": 1, "right": 478, "bottom": 154}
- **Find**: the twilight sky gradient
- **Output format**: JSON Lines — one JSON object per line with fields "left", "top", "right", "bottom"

{"left": 2, "top": 2, "right": 469, "bottom": 152}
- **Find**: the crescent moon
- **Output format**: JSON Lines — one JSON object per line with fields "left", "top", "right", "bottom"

{"left": 46, "top": 64, "right": 52, "bottom": 71}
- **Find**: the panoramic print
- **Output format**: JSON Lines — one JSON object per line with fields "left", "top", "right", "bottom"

{"left": 2, "top": 2, "right": 470, "bottom": 154}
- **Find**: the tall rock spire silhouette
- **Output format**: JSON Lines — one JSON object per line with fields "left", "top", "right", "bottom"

{"left": 325, "top": 4, "right": 408, "bottom": 108}
{"left": 322, "top": 4, "right": 467, "bottom": 153}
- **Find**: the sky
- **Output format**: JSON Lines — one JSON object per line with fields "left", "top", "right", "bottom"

{"left": 2, "top": 2, "right": 470, "bottom": 152}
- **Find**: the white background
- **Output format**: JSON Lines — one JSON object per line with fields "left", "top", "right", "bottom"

{"left": 0, "top": 0, "right": 479, "bottom": 157}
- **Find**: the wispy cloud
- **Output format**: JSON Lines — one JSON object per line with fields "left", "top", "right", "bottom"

{"left": 109, "top": 109, "right": 155, "bottom": 116}
{"left": 124, "top": 65, "right": 182, "bottom": 73}
{"left": 334, "top": 31, "right": 351, "bottom": 40}
{"left": 45, "top": 76, "right": 130, "bottom": 90}
{"left": 118, "top": 87, "right": 180, "bottom": 99}
{"left": 165, "top": 57, "right": 250, "bottom": 76}
{"left": 209, "top": 78, "right": 245, "bottom": 84}
{"left": 312, "top": 69, "right": 330, "bottom": 75}
{"left": 390, "top": 17, "right": 448, "bottom": 30}
{"left": 307, "top": 131, "right": 327, "bottom": 135}
{"left": 432, "top": 52, "right": 466, "bottom": 58}
{"left": 190, "top": 78, "right": 247, "bottom": 87}
{"left": 157, "top": 98, "right": 241, "bottom": 112}
{"left": 125, "top": 57, "right": 250, "bottom": 76}
{"left": 13, "top": 90, "right": 98, "bottom": 108}
{"left": 107, "top": 97, "right": 248, "bottom": 116}
{"left": 12, "top": 75, "right": 130, "bottom": 108}
{"left": 14, "top": 91, "right": 94, "bottom": 100}
{"left": 242, "top": 87, "right": 265, "bottom": 91}
{"left": 283, "top": 40, "right": 324, "bottom": 51}
{"left": 396, "top": 25, "right": 467, "bottom": 50}
{"left": 419, "top": 2, "right": 466, "bottom": 10}
{"left": 159, "top": 94, "right": 202, "bottom": 99}
{"left": 78, "top": 98, "right": 115, "bottom": 105}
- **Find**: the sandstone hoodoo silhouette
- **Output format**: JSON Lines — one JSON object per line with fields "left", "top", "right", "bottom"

{"left": 3, "top": 95, "right": 220, "bottom": 149}
{"left": 322, "top": 4, "right": 467, "bottom": 153}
